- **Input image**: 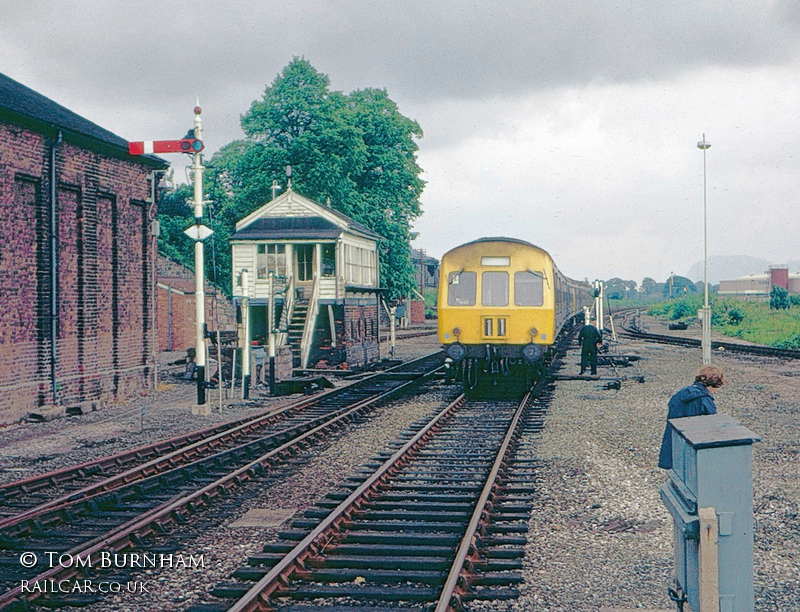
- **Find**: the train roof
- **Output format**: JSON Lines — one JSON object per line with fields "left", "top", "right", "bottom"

{"left": 442, "top": 237, "right": 544, "bottom": 257}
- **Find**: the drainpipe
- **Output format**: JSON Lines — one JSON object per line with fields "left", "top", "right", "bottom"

{"left": 49, "top": 130, "right": 62, "bottom": 404}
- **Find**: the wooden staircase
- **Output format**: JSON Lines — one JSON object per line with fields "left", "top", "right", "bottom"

{"left": 286, "top": 298, "right": 309, "bottom": 368}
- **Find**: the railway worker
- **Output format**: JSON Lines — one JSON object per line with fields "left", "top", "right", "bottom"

{"left": 578, "top": 322, "right": 603, "bottom": 375}
{"left": 657, "top": 365, "right": 725, "bottom": 470}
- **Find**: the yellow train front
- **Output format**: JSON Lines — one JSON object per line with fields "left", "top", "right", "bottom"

{"left": 438, "top": 237, "right": 591, "bottom": 390}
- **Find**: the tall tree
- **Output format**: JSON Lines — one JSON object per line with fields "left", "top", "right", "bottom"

{"left": 199, "top": 58, "right": 424, "bottom": 297}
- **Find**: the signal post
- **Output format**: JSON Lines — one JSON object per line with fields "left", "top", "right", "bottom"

{"left": 130, "top": 104, "right": 213, "bottom": 415}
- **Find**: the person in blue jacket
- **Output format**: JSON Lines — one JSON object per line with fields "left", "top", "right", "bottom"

{"left": 658, "top": 365, "right": 725, "bottom": 469}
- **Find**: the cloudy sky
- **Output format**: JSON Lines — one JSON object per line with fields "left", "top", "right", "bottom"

{"left": 3, "top": 1, "right": 800, "bottom": 285}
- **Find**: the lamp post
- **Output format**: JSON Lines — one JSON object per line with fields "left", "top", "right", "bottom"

{"left": 697, "top": 134, "right": 711, "bottom": 365}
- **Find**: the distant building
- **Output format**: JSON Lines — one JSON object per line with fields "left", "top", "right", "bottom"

{"left": 411, "top": 248, "right": 439, "bottom": 291}
{"left": 0, "top": 72, "right": 168, "bottom": 424}
{"left": 157, "top": 256, "right": 235, "bottom": 353}
{"left": 717, "top": 266, "right": 800, "bottom": 301}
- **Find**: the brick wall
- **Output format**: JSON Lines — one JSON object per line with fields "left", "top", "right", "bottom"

{"left": 409, "top": 300, "right": 426, "bottom": 324}
{"left": 156, "top": 287, "right": 234, "bottom": 353}
{"left": 0, "top": 119, "right": 160, "bottom": 424}
{"left": 343, "top": 302, "right": 379, "bottom": 367}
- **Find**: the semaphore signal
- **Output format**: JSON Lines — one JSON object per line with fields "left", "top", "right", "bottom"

{"left": 129, "top": 104, "right": 212, "bottom": 411}
{"left": 128, "top": 138, "right": 203, "bottom": 155}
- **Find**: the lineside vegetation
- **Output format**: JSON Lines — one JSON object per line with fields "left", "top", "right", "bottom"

{"left": 647, "top": 295, "right": 800, "bottom": 349}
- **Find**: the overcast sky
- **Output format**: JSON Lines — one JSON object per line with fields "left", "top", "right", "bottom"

{"left": 3, "top": 1, "right": 800, "bottom": 285}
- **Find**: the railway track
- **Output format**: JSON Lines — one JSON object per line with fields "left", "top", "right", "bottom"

{"left": 196, "top": 382, "right": 552, "bottom": 611}
{"left": 0, "top": 353, "right": 444, "bottom": 610}
{"left": 619, "top": 313, "right": 800, "bottom": 360}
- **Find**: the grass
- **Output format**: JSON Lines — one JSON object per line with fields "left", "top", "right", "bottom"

{"left": 646, "top": 296, "right": 800, "bottom": 349}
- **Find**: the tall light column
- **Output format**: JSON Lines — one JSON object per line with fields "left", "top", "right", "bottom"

{"left": 697, "top": 134, "right": 712, "bottom": 365}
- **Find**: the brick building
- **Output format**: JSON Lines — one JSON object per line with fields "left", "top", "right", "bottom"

{"left": 0, "top": 73, "right": 168, "bottom": 424}
{"left": 157, "top": 256, "right": 236, "bottom": 353}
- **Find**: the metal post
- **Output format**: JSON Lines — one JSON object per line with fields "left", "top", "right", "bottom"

{"left": 216, "top": 330, "right": 223, "bottom": 412}
{"left": 594, "top": 281, "right": 604, "bottom": 331}
{"left": 241, "top": 270, "right": 250, "bottom": 399}
{"left": 698, "top": 134, "right": 712, "bottom": 365}
{"left": 191, "top": 103, "right": 208, "bottom": 411}
{"left": 390, "top": 306, "right": 397, "bottom": 358}
{"left": 268, "top": 272, "right": 276, "bottom": 395}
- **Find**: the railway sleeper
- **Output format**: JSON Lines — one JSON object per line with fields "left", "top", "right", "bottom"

{"left": 379, "top": 483, "right": 485, "bottom": 494}
{"left": 348, "top": 520, "right": 474, "bottom": 533}
{"left": 487, "top": 511, "right": 531, "bottom": 522}
{"left": 325, "top": 491, "right": 476, "bottom": 504}
{"left": 292, "top": 543, "right": 454, "bottom": 558}
{"left": 308, "top": 555, "right": 521, "bottom": 573}
{"left": 306, "top": 567, "right": 447, "bottom": 585}
{"left": 303, "top": 508, "right": 468, "bottom": 522}
{"left": 282, "top": 583, "right": 439, "bottom": 603}
{"left": 341, "top": 531, "right": 461, "bottom": 547}
{"left": 315, "top": 498, "right": 473, "bottom": 511}
{"left": 28, "top": 593, "right": 104, "bottom": 607}
{"left": 469, "top": 585, "right": 520, "bottom": 601}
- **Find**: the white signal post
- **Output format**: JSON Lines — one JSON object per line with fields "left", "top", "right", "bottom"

{"left": 241, "top": 269, "right": 251, "bottom": 400}
{"left": 129, "top": 104, "right": 212, "bottom": 414}
{"left": 189, "top": 103, "right": 212, "bottom": 413}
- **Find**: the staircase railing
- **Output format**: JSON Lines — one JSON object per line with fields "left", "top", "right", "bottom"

{"left": 299, "top": 274, "right": 320, "bottom": 369}
{"left": 276, "top": 274, "right": 295, "bottom": 346}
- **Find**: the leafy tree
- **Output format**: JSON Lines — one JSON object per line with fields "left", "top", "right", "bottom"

{"left": 640, "top": 277, "right": 657, "bottom": 296}
{"left": 663, "top": 275, "right": 697, "bottom": 297}
{"left": 770, "top": 285, "right": 790, "bottom": 310}
{"left": 192, "top": 57, "right": 424, "bottom": 298}
{"left": 158, "top": 183, "right": 194, "bottom": 269}
{"left": 603, "top": 277, "right": 637, "bottom": 299}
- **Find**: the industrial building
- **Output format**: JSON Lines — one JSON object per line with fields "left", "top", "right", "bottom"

{"left": 717, "top": 266, "right": 800, "bottom": 301}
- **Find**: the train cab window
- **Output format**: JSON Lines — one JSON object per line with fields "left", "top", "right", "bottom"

{"left": 514, "top": 271, "right": 544, "bottom": 306}
{"left": 448, "top": 271, "right": 477, "bottom": 306}
{"left": 482, "top": 272, "right": 508, "bottom": 306}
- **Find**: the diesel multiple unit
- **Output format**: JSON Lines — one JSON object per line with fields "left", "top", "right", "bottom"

{"left": 438, "top": 237, "right": 591, "bottom": 386}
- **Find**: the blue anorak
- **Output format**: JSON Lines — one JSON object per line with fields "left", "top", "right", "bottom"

{"left": 657, "top": 382, "right": 717, "bottom": 469}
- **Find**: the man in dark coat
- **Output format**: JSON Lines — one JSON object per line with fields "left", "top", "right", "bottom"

{"left": 578, "top": 322, "right": 602, "bottom": 375}
{"left": 658, "top": 365, "right": 725, "bottom": 469}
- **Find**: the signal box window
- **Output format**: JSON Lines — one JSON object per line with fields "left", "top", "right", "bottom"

{"left": 515, "top": 271, "right": 544, "bottom": 306}
{"left": 322, "top": 244, "right": 336, "bottom": 277}
{"left": 482, "top": 271, "right": 508, "bottom": 306}
{"left": 448, "top": 271, "right": 476, "bottom": 306}
{"left": 257, "top": 244, "right": 286, "bottom": 279}
{"left": 297, "top": 245, "right": 314, "bottom": 281}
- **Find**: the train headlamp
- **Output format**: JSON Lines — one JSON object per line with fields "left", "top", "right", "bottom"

{"left": 446, "top": 342, "right": 467, "bottom": 362}
{"left": 452, "top": 327, "right": 461, "bottom": 338}
{"left": 522, "top": 343, "right": 543, "bottom": 363}
{"left": 529, "top": 327, "right": 538, "bottom": 338}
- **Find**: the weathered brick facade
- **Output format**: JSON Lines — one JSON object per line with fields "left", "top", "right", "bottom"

{"left": 157, "top": 276, "right": 236, "bottom": 353}
{"left": 0, "top": 75, "right": 167, "bottom": 424}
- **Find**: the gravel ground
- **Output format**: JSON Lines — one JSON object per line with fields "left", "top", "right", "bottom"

{"left": 511, "top": 316, "right": 800, "bottom": 612}
{"left": 2, "top": 324, "right": 798, "bottom": 611}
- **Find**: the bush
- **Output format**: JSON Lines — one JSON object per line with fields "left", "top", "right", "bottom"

{"left": 726, "top": 307, "right": 744, "bottom": 326}
{"left": 774, "top": 334, "right": 800, "bottom": 349}
{"left": 671, "top": 302, "right": 695, "bottom": 320}
{"left": 770, "top": 286, "right": 790, "bottom": 310}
